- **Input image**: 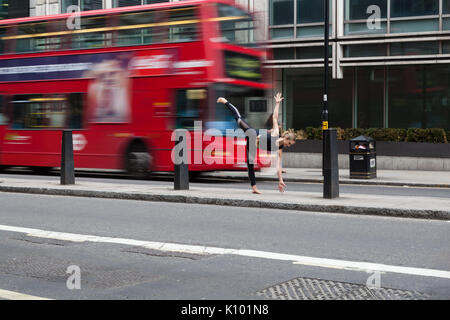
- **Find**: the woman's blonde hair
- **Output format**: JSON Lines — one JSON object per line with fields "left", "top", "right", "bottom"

{"left": 283, "top": 131, "right": 296, "bottom": 141}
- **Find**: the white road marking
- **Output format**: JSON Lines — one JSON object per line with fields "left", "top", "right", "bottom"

{"left": 0, "top": 289, "right": 52, "bottom": 300}
{"left": 1, "top": 224, "right": 450, "bottom": 280}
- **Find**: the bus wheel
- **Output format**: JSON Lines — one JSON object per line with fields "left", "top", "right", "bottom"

{"left": 31, "top": 166, "right": 54, "bottom": 175}
{"left": 189, "top": 171, "right": 203, "bottom": 180}
{"left": 126, "top": 151, "right": 152, "bottom": 179}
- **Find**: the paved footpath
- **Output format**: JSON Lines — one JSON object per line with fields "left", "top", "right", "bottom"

{"left": 0, "top": 168, "right": 449, "bottom": 220}
{"left": 204, "top": 168, "right": 450, "bottom": 188}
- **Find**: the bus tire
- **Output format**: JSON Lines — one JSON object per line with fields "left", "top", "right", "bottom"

{"left": 125, "top": 144, "right": 152, "bottom": 179}
{"left": 189, "top": 171, "right": 203, "bottom": 180}
{"left": 31, "top": 166, "right": 54, "bottom": 175}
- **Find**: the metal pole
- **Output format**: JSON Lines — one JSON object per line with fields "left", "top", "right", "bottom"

{"left": 61, "top": 130, "right": 75, "bottom": 185}
{"left": 174, "top": 130, "right": 189, "bottom": 191}
{"left": 323, "top": 0, "right": 339, "bottom": 199}
{"left": 322, "top": 0, "right": 330, "bottom": 177}
{"left": 323, "top": 0, "right": 330, "bottom": 130}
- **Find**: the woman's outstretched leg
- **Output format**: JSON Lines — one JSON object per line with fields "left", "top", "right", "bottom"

{"left": 217, "top": 97, "right": 261, "bottom": 194}
{"left": 217, "top": 97, "right": 252, "bottom": 132}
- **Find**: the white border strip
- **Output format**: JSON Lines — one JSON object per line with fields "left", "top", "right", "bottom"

{"left": 1, "top": 224, "right": 449, "bottom": 280}
{"left": 0, "top": 289, "right": 52, "bottom": 300}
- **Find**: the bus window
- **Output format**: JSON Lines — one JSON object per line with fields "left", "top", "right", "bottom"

{"left": 0, "top": 95, "right": 7, "bottom": 125}
{"left": 11, "top": 95, "right": 68, "bottom": 129}
{"left": 116, "top": 11, "right": 155, "bottom": 46}
{"left": 16, "top": 22, "right": 47, "bottom": 53}
{"left": 0, "top": 27, "right": 5, "bottom": 54}
{"left": 46, "top": 20, "right": 67, "bottom": 51}
{"left": 175, "top": 89, "right": 206, "bottom": 130}
{"left": 167, "top": 7, "right": 198, "bottom": 43}
{"left": 216, "top": 4, "right": 255, "bottom": 47}
{"left": 72, "top": 16, "right": 111, "bottom": 49}
{"left": 67, "top": 93, "right": 84, "bottom": 129}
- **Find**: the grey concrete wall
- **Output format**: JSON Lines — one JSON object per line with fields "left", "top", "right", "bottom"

{"left": 283, "top": 153, "right": 450, "bottom": 171}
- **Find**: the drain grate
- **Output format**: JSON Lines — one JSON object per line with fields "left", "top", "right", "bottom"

{"left": 0, "top": 255, "right": 152, "bottom": 289}
{"left": 256, "top": 277, "right": 431, "bottom": 300}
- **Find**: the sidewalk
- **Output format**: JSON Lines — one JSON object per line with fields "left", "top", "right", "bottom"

{"left": 203, "top": 168, "right": 450, "bottom": 188}
{"left": 0, "top": 169, "right": 449, "bottom": 220}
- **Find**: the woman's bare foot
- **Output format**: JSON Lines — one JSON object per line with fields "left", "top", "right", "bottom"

{"left": 252, "top": 186, "right": 262, "bottom": 194}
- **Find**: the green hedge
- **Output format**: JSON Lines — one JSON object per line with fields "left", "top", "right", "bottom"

{"left": 294, "top": 127, "right": 448, "bottom": 143}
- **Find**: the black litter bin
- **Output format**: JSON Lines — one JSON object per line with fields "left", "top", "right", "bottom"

{"left": 349, "top": 135, "right": 376, "bottom": 179}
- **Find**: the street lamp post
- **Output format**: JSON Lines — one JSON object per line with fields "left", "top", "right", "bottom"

{"left": 322, "top": 0, "right": 339, "bottom": 199}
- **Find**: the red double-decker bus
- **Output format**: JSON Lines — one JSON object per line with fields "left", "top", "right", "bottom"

{"left": 0, "top": 0, "right": 271, "bottom": 177}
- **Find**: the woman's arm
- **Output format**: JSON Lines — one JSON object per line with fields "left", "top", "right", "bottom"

{"left": 272, "top": 93, "right": 284, "bottom": 136}
{"left": 277, "top": 148, "right": 286, "bottom": 192}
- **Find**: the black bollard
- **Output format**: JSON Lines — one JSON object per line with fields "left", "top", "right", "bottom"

{"left": 174, "top": 130, "right": 189, "bottom": 190}
{"left": 61, "top": 130, "right": 75, "bottom": 185}
{"left": 323, "top": 128, "right": 339, "bottom": 199}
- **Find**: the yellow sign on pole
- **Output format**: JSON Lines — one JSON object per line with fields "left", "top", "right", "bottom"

{"left": 322, "top": 121, "right": 329, "bottom": 130}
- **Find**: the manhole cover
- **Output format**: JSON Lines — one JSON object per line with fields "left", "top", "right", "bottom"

{"left": 256, "top": 277, "right": 430, "bottom": 300}
{"left": 0, "top": 255, "right": 151, "bottom": 289}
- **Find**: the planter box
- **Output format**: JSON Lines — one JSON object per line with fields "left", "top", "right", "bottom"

{"left": 284, "top": 140, "right": 450, "bottom": 158}
{"left": 282, "top": 140, "right": 450, "bottom": 171}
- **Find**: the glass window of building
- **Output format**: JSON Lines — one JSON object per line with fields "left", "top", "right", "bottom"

{"left": 273, "top": 48, "right": 295, "bottom": 60}
{"left": 444, "top": 0, "right": 450, "bottom": 13}
{"left": 271, "top": 45, "right": 332, "bottom": 60}
{"left": 390, "top": 19, "right": 439, "bottom": 33}
{"left": 62, "top": 0, "right": 103, "bottom": 13}
{"left": 443, "top": 41, "right": 450, "bottom": 54}
{"left": 296, "top": 0, "right": 332, "bottom": 38}
{"left": 297, "top": 0, "right": 324, "bottom": 23}
{"left": 344, "top": 43, "right": 387, "bottom": 57}
{"left": 295, "top": 45, "right": 331, "bottom": 59}
{"left": 390, "top": 0, "right": 439, "bottom": 17}
{"left": 345, "top": 0, "right": 387, "bottom": 20}
{"left": 0, "top": 0, "right": 28, "bottom": 19}
{"left": 388, "top": 65, "right": 450, "bottom": 129}
{"left": 269, "top": 0, "right": 294, "bottom": 26}
{"left": 344, "top": 0, "right": 387, "bottom": 35}
{"left": 356, "top": 67, "right": 384, "bottom": 128}
{"left": 390, "top": 41, "right": 439, "bottom": 56}
{"left": 284, "top": 68, "right": 353, "bottom": 129}
{"left": 390, "top": 0, "right": 439, "bottom": 33}
{"left": 0, "top": 0, "right": 8, "bottom": 20}
{"left": 270, "top": 0, "right": 331, "bottom": 39}
{"left": 113, "top": 0, "right": 167, "bottom": 7}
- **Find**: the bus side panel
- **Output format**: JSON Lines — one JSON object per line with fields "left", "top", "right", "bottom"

{"left": 131, "top": 88, "right": 174, "bottom": 172}
{"left": 1, "top": 130, "right": 63, "bottom": 167}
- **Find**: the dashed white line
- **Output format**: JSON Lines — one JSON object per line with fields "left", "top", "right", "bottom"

{"left": 0, "top": 224, "right": 450, "bottom": 280}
